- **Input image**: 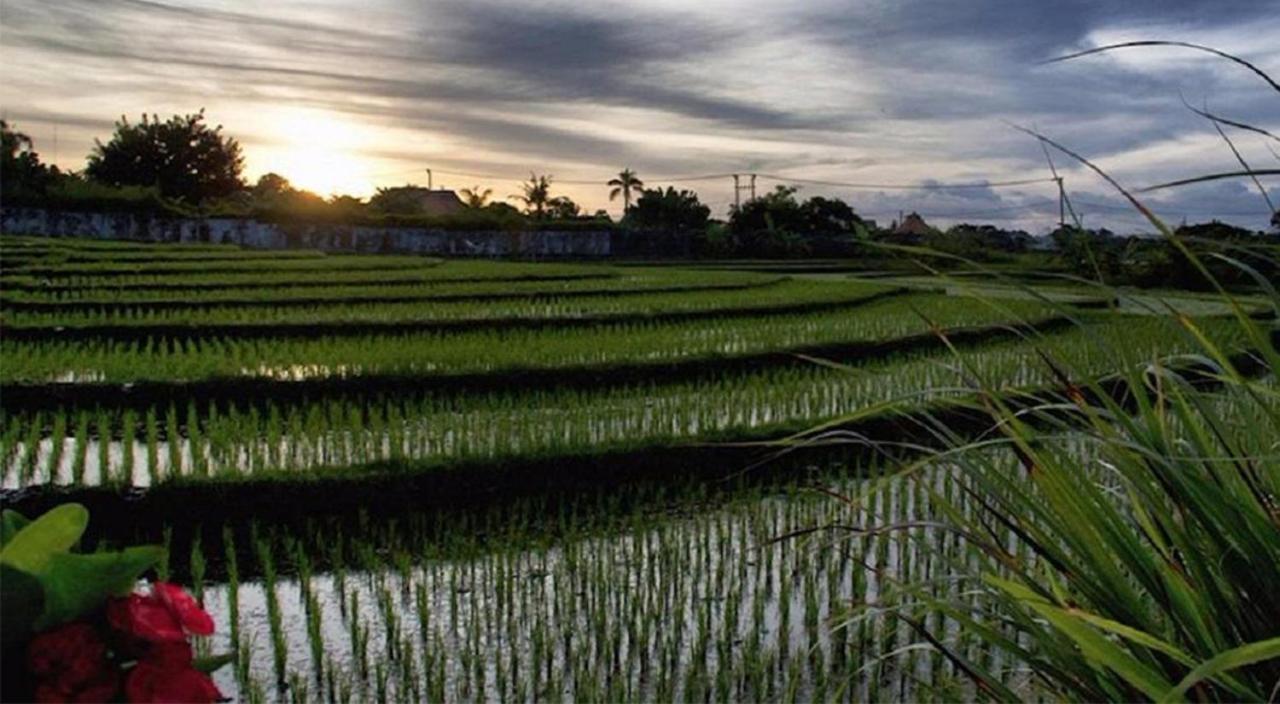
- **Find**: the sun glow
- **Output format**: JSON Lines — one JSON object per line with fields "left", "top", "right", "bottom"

{"left": 251, "top": 108, "right": 377, "bottom": 197}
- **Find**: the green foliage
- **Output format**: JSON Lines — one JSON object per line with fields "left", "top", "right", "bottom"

{"left": 458, "top": 186, "right": 493, "bottom": 208}
{"left": 923, "top": 223, "right": 1032, "bottom": 261}
{"left": 86, "top": 109, "right": 245, "bottom": 203}
{"left": 40, "top": 174, "right": 189, "bottom": 216}
{"left": 1050, "top": 224, "right": 1278, "bottom": 290}
{"left": 1, "top": 120, "right": 61, "bottom": 198}
{"left": 607, "top": 168, "right": 644, "bottom": 212}
{"left": 0, "top": 564, "right": 43, "bottom": 652}
{"left": 545, "top": 195, "right": 581, "bottom": 219}
{"left": 726, "top": 186, "right": 869, "bottom": 257}
{"left": 1, "top": 510, "right": 32, "bottom": 546}
{"left": 625, "top": 187, "right": 710, "bottom": 234}
{"left": 39, "top": 547, "right": 166, "bottom": 629}
{"left": 0, "top": 504, "right": 163, "bottom": 649}
{"left": 511, "top": 173, "right": 554, "bottom": 218}
{"left": 368, "top": 185, "right": 436, "bottom": 215}
{"left": 0, "top": 504, "right": 88, "bottom": 575}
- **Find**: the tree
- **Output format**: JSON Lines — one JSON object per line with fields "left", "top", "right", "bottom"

{"left": 626, "top": 187, "right": 710, "bottom": 233}
{"left": 607, "top": 168, "right": 644, "bottom": 213}
{"left": 1174, "top": 220, "right": 1257, "bottom": 240}
{"left": 546, "top": 195, "right": 581, "bottom": 219}
{"left": 511, "top": 173, "right": 553, "bottom": 218}
{"left": 459, "top": 186, "right": 492, "bottom": 208}
{"left": 369, "top": 185, "right": 430, "bottom": 215}
{"left": 729, "top": 187, "right": 869, "bottom": 256}
{"left": 484, "top": 201, "right": 522, "bottom": 218}
{"left": 1, "top": 120, "right": 60, "bottom": 198}
{"left": 729, "top": 185, "right": 804, "bottom": 236}
{"left": 327, "top": 195, "right": 366, "bottom": 217}
{"left": 246, "top": 172, "right": 331, "bottom": 216}
{"left": 250, "top": 173, "right": 293, "bottom": 202}
{"left": 86, "top": 110, "right": 244, "bottom": 203}
{"left": 800, "top": 196, "right": 865, "bottom": 236}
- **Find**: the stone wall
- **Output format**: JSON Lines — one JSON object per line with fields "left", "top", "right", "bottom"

{"left": 0, "top": 207, "right": 649, "bottom": 257}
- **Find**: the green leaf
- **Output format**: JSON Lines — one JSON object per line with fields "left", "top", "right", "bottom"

{"left": 0, "top": 563, "right": 44, "bottom": 653}
{"left": 1160, "top": 637, "right": 1280, "bottom": 703}
{"left": 35, "top": 546, "right": 165, "bottom": 630}
{"left": 1, "top": 510, "right": 31, "bottom": 548}
{"left": 194, "top": 653, "right": 236, "bottom": 674}
{"left": 987, "top": 575, "right": 1175, "bottom": 700}
{"left": 0, "top": 504, "right": 89, "bottom": 576}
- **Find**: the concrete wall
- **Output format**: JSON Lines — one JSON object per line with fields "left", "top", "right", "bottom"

{"left": 0, "top": 207, "right": 634, "bottom": 257}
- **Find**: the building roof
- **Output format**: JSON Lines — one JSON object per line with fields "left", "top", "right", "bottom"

{"left": 893, "top": 212, "right": 932, "bottom": 236}
{"left": 415, "top": 189, "right": 465, "bottom": 216}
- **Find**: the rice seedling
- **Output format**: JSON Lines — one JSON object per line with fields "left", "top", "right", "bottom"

{"left": 4, "top": 227, "right": 1273, "bottom": 702}
{"left": 0, "top": 293, "right": 1068, "bottom": 384}
{"left": 0, "top": 278, "right": 871, "bottom": 333}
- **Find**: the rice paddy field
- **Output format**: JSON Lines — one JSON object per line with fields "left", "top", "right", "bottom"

{"left": 2, "top": 233, "right": 1276, "bottom": 702}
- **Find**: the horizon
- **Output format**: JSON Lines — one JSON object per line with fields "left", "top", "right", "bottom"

{"left": 2, "top": 0, "right": 1277, "bottom": 232}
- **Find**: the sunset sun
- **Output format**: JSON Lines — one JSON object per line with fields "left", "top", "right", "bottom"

{"left": 1, "top": 1, "right": 1277, "bottom": 701}
{"left": 254, "top": 108, "right": 375, "bottom": 197}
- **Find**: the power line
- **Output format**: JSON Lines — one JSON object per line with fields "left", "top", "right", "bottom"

{"left": 371, "top": 163, "right": 1058, "bottom": 191}
{"left": 755, "top": 173, "right": 1058, "bottom": 190}
{"left": 370, "top": 166, "right": 739, "bottom": 186}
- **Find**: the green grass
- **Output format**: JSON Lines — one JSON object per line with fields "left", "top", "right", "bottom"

{"left": 0, "top": 293, "right": 1073, "bottom": 384}
{"left": 0, "top": 269, "right": 769, "bottom": 309}
{"left": 0, "top": 279, "right": 880, "bottom": 329}
{"left": 2, "top": 314, "right": 1260, "bottom": 488}
{"left": 3, "top": 231, "right": 1275, "bottom": 702}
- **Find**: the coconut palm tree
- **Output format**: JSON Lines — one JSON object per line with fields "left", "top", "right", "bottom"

{"left": 607, "top": 168, "right": 644, "bottom": 213}
{"left": 459, "top": 185, "right": 492, "bottom": 208}
{"left": 511, "top": 173, "right": 553, "bottom": 218}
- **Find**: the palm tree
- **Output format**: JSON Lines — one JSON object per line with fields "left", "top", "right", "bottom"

{"left": 511, "top": 173, "right": 553, "bottom": 218}
{"left": 607, "top": 168, "right": 644, "bottom": 213}
{"left": 459, "top": 185, "right": 492, "bottom": 208}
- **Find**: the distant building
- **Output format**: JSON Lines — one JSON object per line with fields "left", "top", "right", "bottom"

{"left": 413, "top": 189, "right": 466, "bottom": 216}
{"left": 882, "top": 211, "right": 934, "bottom": 244}
{"left": 369, "top": 186, "right": 466, "bottom": 216}
{"left": 893, "top": 212, "right": 932, "bottom": 237}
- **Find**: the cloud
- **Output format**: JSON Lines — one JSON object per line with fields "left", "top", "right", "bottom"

{"left": 1, "top": 0, "right": 1276, "bottom": 227}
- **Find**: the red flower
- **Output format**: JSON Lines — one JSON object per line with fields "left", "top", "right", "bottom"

{"left": 152, "top": 583, "right": 214, "bottom": 637}
{"left": 35, "top": 673, "right": 118, "bottom": 703}
{"left": 142, "top": 642, "right": 195, "bottom": 668}
{"left": 26, "top": 622, "right": 118, "bottom": 703}
{"left": 35, "top": 671, "right": 121, "bottom": 703}
{"left": 107, "top": 583, "right": 214, "bottom": 643}
{"left": 125, "top": 660, "right": 222, "bottom": 704}
{"left": 108, "top": 594, "right": 185, "bottom": 643}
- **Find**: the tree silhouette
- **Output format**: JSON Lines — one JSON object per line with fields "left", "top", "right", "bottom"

{"left": 459, "top": 185, "right": 493, "bottom": 208}
{"left": 546, "top": 195, "right": 581, "bottom": 219}
{"left": 1, "top": 120, "right": 60, "bottom": 198}
{"left": 86, "top": 110, "right": 244, "bottom": 203}
{"left": 511, "top": 173, "right": 553, "bottom": 218}
{"left": 251, "top": 172, "right": 293, "bottom": 201}
{"left": 607, "top": 168, "right": 644, "bottom": 213}
{"left": 369, "top": 185, "right": 430, "bottom": 215}
{"left": 627, "top": 187, "right": 709, "bottom": 233}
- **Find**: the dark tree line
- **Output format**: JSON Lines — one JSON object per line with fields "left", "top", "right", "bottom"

{"left": 1051, "top": 223, "right": 1278, "bottom": 290}
{"left": 3, "top": 113, "right": 1274, "bottom": 286}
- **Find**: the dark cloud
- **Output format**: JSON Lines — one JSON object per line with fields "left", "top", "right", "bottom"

{"left": 2, "top": 0, "right": 1276, "bottom": 228}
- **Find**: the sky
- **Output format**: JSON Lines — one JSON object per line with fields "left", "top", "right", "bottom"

{"left": 2, "top": 0, "right": 1278, "bottom": 232}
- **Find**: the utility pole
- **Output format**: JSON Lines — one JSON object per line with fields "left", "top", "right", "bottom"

{"left": 1055, "top": 176, "right": 1066, "bottom": 229}
{"left": 732, "top": 173, "right": 757, "bottom": 210}
{"left": 426, "top": 169, "right": 433, "bottom": 190}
